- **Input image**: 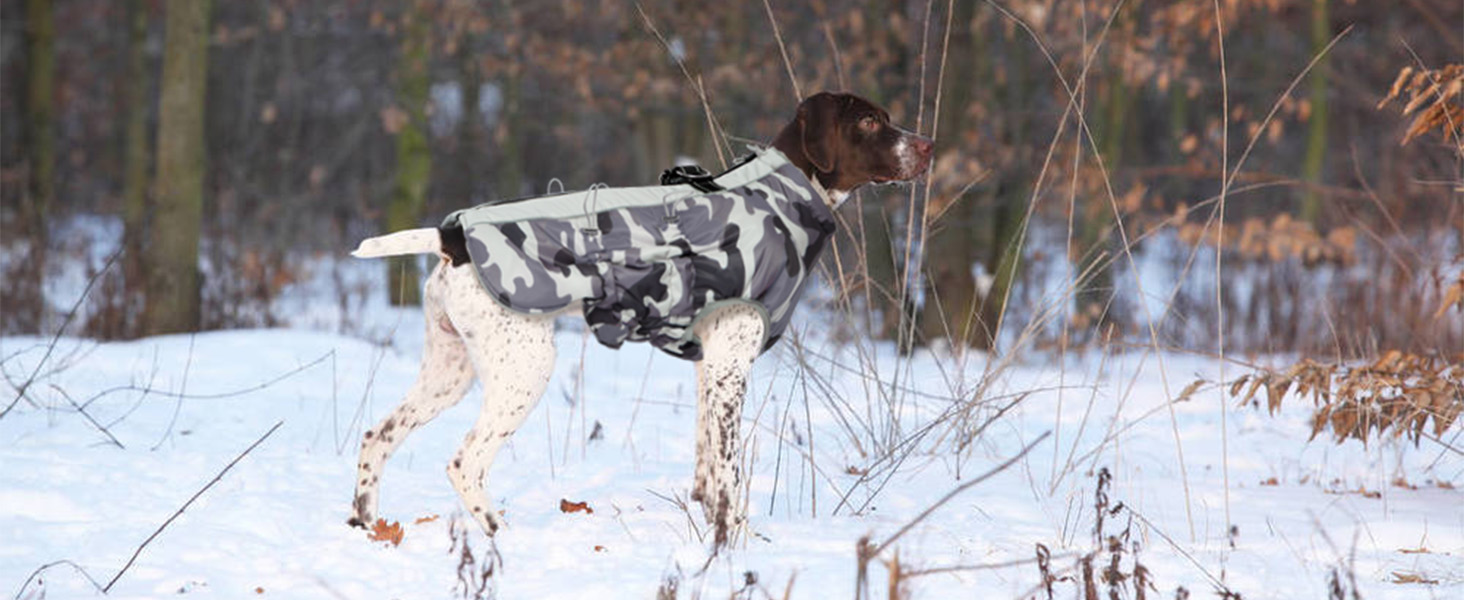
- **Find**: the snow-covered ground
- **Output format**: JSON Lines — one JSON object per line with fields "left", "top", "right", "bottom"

{"left": 3, "top": 259, "right": 1462, "bottom": 599}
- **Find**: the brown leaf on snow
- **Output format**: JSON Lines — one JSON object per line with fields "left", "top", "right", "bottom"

{"left": 559, "top": 499, "right": 594, "bottom": 514}
{"left": 1391, "top": 571, "right": 1438, "bottom": 585}
{"left": 368, "top": 518, "right": 404, "bottom": 546}
{"left": 414, "top": 514, "right": 440, "bottom": 525}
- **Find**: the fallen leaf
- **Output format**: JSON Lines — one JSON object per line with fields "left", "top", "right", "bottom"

{"left": 594, "top": 545, "right": 607, "bottom": 552}
{"left": 560, "top": 499, "right": 594, "bottom": 514}
{"left": 1391, "top": 571, "right": 1438, "bottom": 584}
{"left": 1260, "top": 477, "right": 1279, "bottom": 486}
{"left": 414, "top": 514, "right": 440, "bottom": 525}
{"left": 368, "top": 518, "right": 404, "bottom": 546}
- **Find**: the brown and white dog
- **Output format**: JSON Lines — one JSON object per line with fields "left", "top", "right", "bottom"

{"left": 349, "top": 92, "right": 933, "bottom": 545}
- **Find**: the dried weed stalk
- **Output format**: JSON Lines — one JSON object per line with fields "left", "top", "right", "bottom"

{"left": 1027, "top": 469, "right": 1207, "bottom": 600}
{"left": 449, "top": 516, "right": 500, "bottom": 600}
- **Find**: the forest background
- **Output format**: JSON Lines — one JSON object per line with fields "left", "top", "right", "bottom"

{"left": 1, "top": 0, "right": 1461, "bottom": 357}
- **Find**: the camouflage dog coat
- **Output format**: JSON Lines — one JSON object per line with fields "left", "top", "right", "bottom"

{"left": 440, "top": 148, "right": 835, "bottom": 361}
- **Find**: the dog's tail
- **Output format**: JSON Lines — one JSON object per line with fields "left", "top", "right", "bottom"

{"left": 352, "top": 228, "right": 439, "bottom": 258}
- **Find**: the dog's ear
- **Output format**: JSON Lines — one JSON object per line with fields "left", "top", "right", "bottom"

{"left": 798, "top": 92, "right": 841, "bottom": 174}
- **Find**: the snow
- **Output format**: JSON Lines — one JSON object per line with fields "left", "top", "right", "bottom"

{"left": 3, "top": 270, "right": 1462, "bottom": 598}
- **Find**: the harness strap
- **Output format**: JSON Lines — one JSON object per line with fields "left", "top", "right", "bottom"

{"left": 659, "top": 165, "right": 724, "bottom": 193}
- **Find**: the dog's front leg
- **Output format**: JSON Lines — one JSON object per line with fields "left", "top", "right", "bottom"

{"left": 690, "top": 303, "right": 764, "bottom": 547}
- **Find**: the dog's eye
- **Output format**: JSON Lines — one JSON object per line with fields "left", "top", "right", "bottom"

{"left": 859, "top": 116, "right": 880, "bottom": 132}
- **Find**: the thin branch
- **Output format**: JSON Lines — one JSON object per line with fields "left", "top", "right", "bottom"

{"left": 760, "top": 0, "right": 802, "bottom": 103}
{"left": 632, "top": 2, "right": 732, "bottom": 168}
{"left": 152, "top": 332, "right": 197, "bottom": 450}
{"left": 1123, "top": 503, "right": 1237, "bottom": 596}
{"left": 103, "top": 420, "right": 284, "bottom": 593}
{"left": 3, "top": 247, "right": 121, "bottom": 419}
{"left": 904, "top": 552, "right": 1076, "bottom": 578}
{"left": 13, "top": 559, "right": 107, "bottom": 599}
{"left": 49, "top": 384, "right": 124, "bottom": 449}
{"left": 80, "top": 351, "right": 331, "bottom": 413}
{"left": 868, "top": 430, "right": 1050, "bottom": 557}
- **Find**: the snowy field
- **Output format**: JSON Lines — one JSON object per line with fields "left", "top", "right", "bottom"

{"left": 3, "top": 260, "right": 1462, "bottom": 599}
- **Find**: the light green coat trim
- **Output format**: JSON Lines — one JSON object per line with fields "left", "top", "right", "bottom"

{"left": 445, "top": 148, "right": 797, "bottom": 229}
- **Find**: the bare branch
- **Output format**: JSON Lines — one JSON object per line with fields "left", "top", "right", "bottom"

{"left": 104, "top": 420, "right": 284, "bottom": 593}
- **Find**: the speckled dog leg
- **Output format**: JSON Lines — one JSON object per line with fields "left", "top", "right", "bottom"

{"left": 439, "top": 264, "right": 558, "bottom": 536}
{"left": 350, "top": 262, "right": 476, "bottom": 528}
{"left": 690, "top": 303, "right": 764, "bottom": 546}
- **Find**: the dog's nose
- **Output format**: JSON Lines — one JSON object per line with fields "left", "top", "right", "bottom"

{"left": 910, "top": 135, "right": 934, "bottom": 159}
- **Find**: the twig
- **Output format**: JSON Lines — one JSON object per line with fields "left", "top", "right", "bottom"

{"left": 13, "top": 559, "right": 106, "bottom": 599}
{"left": 632, "top": 2, "right": 732, "bottom": 168}
{"left": 2, "top": 247, "right": 121, "bottom": 420}
{"left": 903, "top": 551, "right": 1076, "bottom": 578}
{"left": 103, "top": 420, "right": 284, "bottom": 593}
{"left": 81, "top": 352, "right": 331, "bottom": 413}
{"left": 760, "top": 0, "right": 802, "bottom": 102}
{"left": 868, "top": 431, "right": 1050, "bottom": 557}
{"left": 152, "top": 332, "right": 197, "bottom": 450}
{"left": 49, "top": 384, "right": 124, "bottom": 449}
{"left": 1122, "top": 503, "right": 1236, "bottom": 595}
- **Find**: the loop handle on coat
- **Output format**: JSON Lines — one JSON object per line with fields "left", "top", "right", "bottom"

{"left": 581, "top": 183, "right": 608, "bottom": 236}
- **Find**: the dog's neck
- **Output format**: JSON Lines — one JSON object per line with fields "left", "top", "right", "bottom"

{"left": 771, "top": 125, "right": 851, "bottom": 210}
{"left": 807, "top": 174, "right": 844, "bottom": 209}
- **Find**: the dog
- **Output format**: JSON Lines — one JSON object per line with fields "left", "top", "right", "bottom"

{"left": 348, "top": 92, "right": 933, "bottom": 545}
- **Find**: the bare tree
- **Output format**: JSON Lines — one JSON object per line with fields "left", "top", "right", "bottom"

{"left": 8, "top": 0, "right": 56, "bottom": 333}
{"left": 143, "top": 0, "right": 211, "bottom": 335}
{"left": 119, "top": 0, "right": 153, "bottom": 338}
{"left": 385, "top": 3, "right": 433, "bottom": 307}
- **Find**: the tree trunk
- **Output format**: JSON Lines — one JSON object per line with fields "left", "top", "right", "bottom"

{"left": 919, "top": 0, "right": 983, "bottom": 349}
{"left": 8, "top": 0, "right": 56, "bottom": 333}
{"left": 142, "top": 0, "right": 210, "bottom": 335}
{"left": 495, "top": 71, "right": 524, "bottom": 200}
{"left": 1074, "top": 21, "right": 1133, "bottom": 335}
{"left": 23, "top": 0, "right": 54, "bottom": 235}
{"left": 1300, "top": 0, "right": 1329, "bottom": 224}
{"left": 979, "top": 184, "right": 1027, "bottom": 349}
{"left": 121, "top": 0, "right": 152, "bottom": 337}
{"left": 386, "top": 7, "right": 432, "bottom": 307}
{"left": 457, "top": 43, "right": 483, "bottom": 205}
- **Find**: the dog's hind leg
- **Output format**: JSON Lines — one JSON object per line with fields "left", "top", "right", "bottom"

{"left": 440, "top": 266, "right": 557, "bottom": 536}
{"left": 349, "top": 264, "right": 476, "bottom": 528}
{"left": 690, "top": 302, "right": 764, "bottom": 547}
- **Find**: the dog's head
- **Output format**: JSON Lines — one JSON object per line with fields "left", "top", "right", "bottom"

{"left": 773, "top": 92, "right": 934, "bottom": 206}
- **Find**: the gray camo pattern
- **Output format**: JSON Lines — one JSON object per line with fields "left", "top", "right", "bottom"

{"left": 443, "top": 153, "right": 835, "bottom": 361}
